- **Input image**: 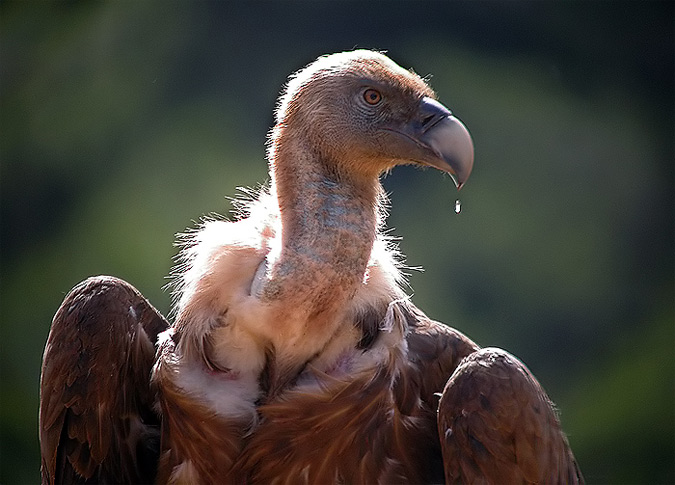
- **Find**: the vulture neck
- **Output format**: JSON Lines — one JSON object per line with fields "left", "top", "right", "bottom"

{"left": 263, "top": 126, "right": 381, "bottom": 317}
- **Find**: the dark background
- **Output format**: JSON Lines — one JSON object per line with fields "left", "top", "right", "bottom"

{"left": 1, "top": 2, "right": 673, "bottom": 483}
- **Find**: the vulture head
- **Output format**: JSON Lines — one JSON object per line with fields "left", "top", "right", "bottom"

{"left": 270, "top": 49, "right": 474, "bottom": 186}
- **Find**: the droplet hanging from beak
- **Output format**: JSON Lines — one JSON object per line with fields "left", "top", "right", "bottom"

{"left": 454, "top": 199, "right": 461, "bottom": 214}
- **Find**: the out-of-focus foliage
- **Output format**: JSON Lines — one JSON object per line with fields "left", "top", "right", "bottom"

{"left": 1, "top": 2, "right": 672, "bottom": 483}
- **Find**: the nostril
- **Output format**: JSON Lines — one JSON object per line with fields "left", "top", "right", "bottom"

{"left": 421, "top": 114, "right": 435, "bottom": 127}
{"left": 418, "top": 97, "right": 453, "bottom": 132}
{"left": 420, "top": 113, "right": 444, "bottom": 133}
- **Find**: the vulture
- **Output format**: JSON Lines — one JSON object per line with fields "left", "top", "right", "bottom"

{"left": 39, "top": 50, "right": 583, "bottom": 484}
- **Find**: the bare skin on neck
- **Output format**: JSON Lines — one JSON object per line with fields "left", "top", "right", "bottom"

{"left": 265, "top": 128, "right": 380, "bottom": 310}
{"left": 256, "top": 124, "right": 382, "bottom": 386}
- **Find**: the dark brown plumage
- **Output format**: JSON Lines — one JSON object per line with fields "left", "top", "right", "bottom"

{"left": 39, "top": 50, "right": 582, "bottom": 484}
{"left": 438, "top": 349, "right": 582, "bottom": 483}
{"left": 40, "top": 276, "right": 167, "bottom": 484}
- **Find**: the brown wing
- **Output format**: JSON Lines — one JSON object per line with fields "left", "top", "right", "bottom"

{"left": 401, "top": 303, "right": 479, "bottom": 409}
{"left": 39, "top": 276, "right": 169, "bottom": 484}
{"left": 395, "top": 302, "right": 479, "bottom": 482}
{"left": 438, "top": 347, "right": 584, "bottom": 484}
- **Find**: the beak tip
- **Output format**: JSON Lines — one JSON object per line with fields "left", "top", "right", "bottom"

{"left": 451, "top": 173, "right": 467, "bottom": 191}
{"left": 447, "top": 150, "right": 473, "bottom": 190}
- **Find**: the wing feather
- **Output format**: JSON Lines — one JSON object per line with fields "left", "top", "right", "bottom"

{"left": 438, "top": 347, "right": 584, "bottom": 484}
{"left": 401, "top": 303, "right": 479, "bottom": 408}
{"left": 395, "top": 301, "right": 479, "bottom": 482}
{"left": 39, "top": 276, "right": 168, "bottom": 484}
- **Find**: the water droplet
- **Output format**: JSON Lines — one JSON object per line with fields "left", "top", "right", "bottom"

{"left": 454, "top": 199, "right": 461, "bottom": 214}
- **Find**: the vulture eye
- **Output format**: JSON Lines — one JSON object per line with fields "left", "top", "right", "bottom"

{"left": 363, "top": 89, "right": 382, "bottom": 105}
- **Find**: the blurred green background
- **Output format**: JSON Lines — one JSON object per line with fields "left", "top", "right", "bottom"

{"left": 1, "top": 1, "right": 673, "bottom": 483}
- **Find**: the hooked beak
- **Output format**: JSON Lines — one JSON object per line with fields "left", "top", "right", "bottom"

{"left": 398, "top": 97, "right": 474, "bottom": 189}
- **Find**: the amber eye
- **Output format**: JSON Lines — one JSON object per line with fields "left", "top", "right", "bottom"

{"left": 363, "top": 89, "right": 382, "bottom": 105}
